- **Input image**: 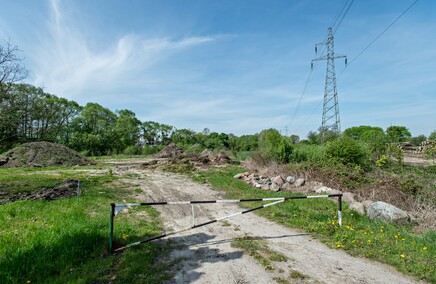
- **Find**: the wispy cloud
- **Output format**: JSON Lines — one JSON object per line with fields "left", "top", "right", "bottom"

{"left": 31, "top": 0, "right": 222, "bottom": 100}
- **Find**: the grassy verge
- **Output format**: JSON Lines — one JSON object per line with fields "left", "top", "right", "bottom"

{"left": 0, "top": 166, "right": 171, "bottom": 283}
{"left": 192, "top": 166, "right": 435, "bottom": 282}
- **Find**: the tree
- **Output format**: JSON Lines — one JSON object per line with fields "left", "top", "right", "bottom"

{"left": 343, "top": 126, "right": 384, "bottom": 140}
{"left": 409, "top": 135, "right": 427, "bottom": 146}
{"left": 142, "top": 121, "right": 161, "bottom": 145}
{"left": 259, "top": 128, "right": 282, "bottom": 156}
{"left": 0, "top": 84, "right": 80, "bottom": 152}
{"left": 386, "top": 126, "right": 411, "bottom": 142}
{"left": 171, "top": 128, "right": 196, "bottom": 145}
{"left": 289, "top": 134, "right": 300, "bottom": 144}
{"left": 0, "top": 41, "right": 28, "bottom": 96}
{"left": 114, "top": 109, "right": 141, "bottom": 152}
{"left": 69, "top": 103, "right": 117, "bottom": 155}
{"left": 428, "top": 131, "right": 436, "bottom": 141}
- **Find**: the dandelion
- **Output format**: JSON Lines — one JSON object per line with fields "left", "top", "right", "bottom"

{"left": 400, "top": 254, "right": 405, "bottom": 258}
{"left": 122, "top": 233, "right": 129, "bottom": 240}
{"left": 423, "top": 246, "right": 428, "bottom": 251}
{"left": 367, "top": 240, "right": 372, "bottom": 243}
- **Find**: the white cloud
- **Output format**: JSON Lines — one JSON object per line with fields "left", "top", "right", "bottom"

{"left": 31, "top": 0, "right": 221, "bottom": 101}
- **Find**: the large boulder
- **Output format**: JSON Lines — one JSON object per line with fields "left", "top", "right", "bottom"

{"left": 294, "top": 178, "right": 306, "bottom": 187}
{"left": 349, "top": 201, "right": 365, "bottom": 215}
{"left": 366, "top": 201, "right": 412, "bottom": 225}
{"left": 272, "top": 176, "right": 285, "bottom": 186}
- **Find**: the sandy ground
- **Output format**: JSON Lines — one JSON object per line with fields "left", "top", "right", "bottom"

{"left": 112, "top": 161, "right": 421, "bottom": 284}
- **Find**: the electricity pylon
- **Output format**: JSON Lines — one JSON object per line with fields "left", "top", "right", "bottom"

{"left": 311, "top": 27, "right": 347, "bottom": 143}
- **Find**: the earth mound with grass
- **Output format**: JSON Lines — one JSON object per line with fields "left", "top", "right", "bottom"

{"left": 0, "top": 141, "right": 95, "bottom": 168}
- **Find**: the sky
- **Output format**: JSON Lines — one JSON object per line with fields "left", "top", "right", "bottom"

{"left": 0, "top": 0, "right": 435, "bottom": 138}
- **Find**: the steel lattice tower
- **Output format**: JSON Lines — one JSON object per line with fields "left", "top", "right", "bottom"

{"left": 312, "top": 27, "right": 347, "bottom": 143}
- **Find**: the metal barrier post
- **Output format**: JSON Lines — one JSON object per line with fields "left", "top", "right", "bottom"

{"left": 338, "top": 195, "right": 342, "bottom": 226}
{"left": 109, "top": 203, "right": 115, "bottom": 252}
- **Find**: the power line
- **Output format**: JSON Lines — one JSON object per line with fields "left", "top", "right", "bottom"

{"left": 333, "top": 0, "right": 354, "bottom": 34}
{"left": 330, "top": 0, "right": 350, "bottom": 29}
{"left": 346, "top": 0, "right": 418, "bottom": 68}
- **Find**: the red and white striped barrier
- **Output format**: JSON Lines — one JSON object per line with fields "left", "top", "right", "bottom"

{"left": 109, "top": 194, "right": 343, "bottom": 252}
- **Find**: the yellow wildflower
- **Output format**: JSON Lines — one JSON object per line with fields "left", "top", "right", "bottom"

{"left": 423, "top": 246, "right": 428, "bottom": 251}
{"left": 400, "top": 254, "right": 405, "bottom": 258}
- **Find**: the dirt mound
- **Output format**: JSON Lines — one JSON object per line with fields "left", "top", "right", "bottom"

{"left": 214, "top": 151, "right": 232, "bottom": 165}
{"left": 0, "top": 142, "right": 95, "bottom": 168}
{"left": 155, "top": 143, "right": 184, "bottom": 158}
{"left": 0, "top": 179, "right": 80, "bottom": 204}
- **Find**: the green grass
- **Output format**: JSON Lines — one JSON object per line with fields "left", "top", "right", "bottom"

{"left": 192, "top": 166, "right": 436, "bottom": 282}
{"left": 0, "top": 166, "right": 171, "bottom": 283}
{"left": 231, "top": 235, "right": 287, "bottom": 271}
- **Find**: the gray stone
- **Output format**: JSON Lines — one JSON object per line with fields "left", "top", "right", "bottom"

{"left": 272, "top": 176, "right": 285, "bottom": 186}
{"left": 233, "top": 173, "right": 247, "bottom": 179}
{"left": 294, "top": 178, "right": 306, "bottom": 187}
{"left": 315, "top": 186, "right": 342, "bottom": 195}
{"left": 261, "top": 184, "right": 270, "bottom": 190}
{"left": 349, "top": 201, "right": 365, "bottom": 215}
{"left": 270, "top": 183, "right": 281, "bottom": 192}
{"left": 366, "top": 201, "right": 411, "bottom": 225}
{"left": 281, "top": 182, "right": 292, "bottom": 190}
{"left": 342, "top": 192, "right": 355, "bottom": 205}
{"left": 253, "top": 182, "right": 262, "bottom": 189}
{"left": 362, "top": 200, "right": 374, "bottom": 208}
{"left": 286, "top": 176, "right": 295, "bottom": 183}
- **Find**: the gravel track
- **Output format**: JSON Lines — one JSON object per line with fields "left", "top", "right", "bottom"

{"left": 115, "top": 162, "right": 420, "bottom": 284}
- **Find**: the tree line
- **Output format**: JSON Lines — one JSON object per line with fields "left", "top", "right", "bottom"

{"left": 1, "top": 40, "right": 434, "bottom": 157}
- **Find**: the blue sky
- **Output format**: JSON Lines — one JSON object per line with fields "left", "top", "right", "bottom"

{"left": 1, "top": 0, "right": 435, "bottom": 138}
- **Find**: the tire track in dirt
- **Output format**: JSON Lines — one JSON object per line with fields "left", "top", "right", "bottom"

{"left": 119, "top": 166, "right": 420, "bottom": 284}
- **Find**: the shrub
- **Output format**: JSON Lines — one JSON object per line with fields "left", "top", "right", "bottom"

{"left": 276, "top": 138, "right": 293, "bottom": 164}
{"left": 290, "top": 144, "right": 324, "bottom": 163}
{"left": 142, "top": 145, "right": 163, "bottom": 155}
{"left": 123, "top": 145, "right": 142, "bottom": 155}
{"left": 324, "top": 137, "right": 370, "bottom": 167}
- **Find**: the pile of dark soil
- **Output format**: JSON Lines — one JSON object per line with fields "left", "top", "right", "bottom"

{"left": 0, "top": 142, "right": 95, "bottom": 168}
{"left": 214, "top": 151, "right": 231, "bottom": 165}
{"left": 0, "top": 179, "right": 80, "bottom": 204}
{"left": 155, "top": 143, "right": 184, "bottom": 158}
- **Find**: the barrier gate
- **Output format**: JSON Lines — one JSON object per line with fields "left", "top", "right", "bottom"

{"left": 109, "top": 194, "right": 343, "bottom": 252}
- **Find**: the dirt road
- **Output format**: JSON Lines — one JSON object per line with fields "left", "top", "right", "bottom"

{"left": 115, "top": 162, "right": 420, "bottom": 284}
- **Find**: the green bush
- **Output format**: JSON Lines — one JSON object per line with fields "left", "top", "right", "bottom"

{"left": 123, "top": 145, "right": 142, "bottom": 155}
{"left": 290, "top": 144, "right": 324, "bottom": 163}
{"left": 276, "top": 138, "right": 293, "bottom": 164}
{"left": 142, "top": 145, "right": 163, "bottom": 155}
{"left": 324, "top": 137, "right": 370, "bottom": 167}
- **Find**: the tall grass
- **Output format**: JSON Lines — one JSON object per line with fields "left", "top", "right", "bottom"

{"left": 0, "top": 167, "right": 170, "bottom": 283}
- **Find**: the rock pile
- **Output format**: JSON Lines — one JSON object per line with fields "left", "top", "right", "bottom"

{"left": 233, "top": 172, "right": 305, "bottom": 192}
{"left": 234, "top": 171, "right": 413, "bottom": 225}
